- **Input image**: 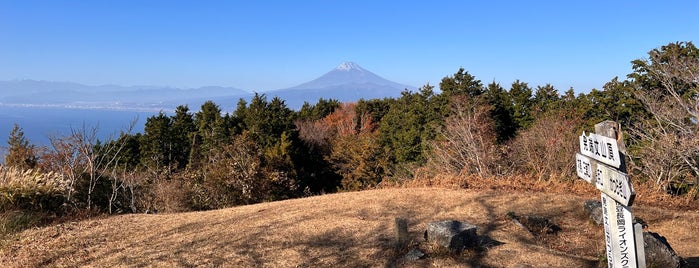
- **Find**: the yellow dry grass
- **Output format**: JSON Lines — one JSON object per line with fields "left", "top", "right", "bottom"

{"left": 1, "top": 187, "right": 698, "bottom": 267}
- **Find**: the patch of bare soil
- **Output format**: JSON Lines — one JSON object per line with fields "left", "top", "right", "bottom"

{"left": 1, "top": 188, "right": 698, "bottom": 267}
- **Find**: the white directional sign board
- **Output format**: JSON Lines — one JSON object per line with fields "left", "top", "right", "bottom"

{"left": 579, "top": 132, "right": 621, "bottom": 168}
{"left": 596, "top": 163, "right": 635, "bottom": 206}
{"left": 576, "top": 153, "right": 595, "bottom": 184}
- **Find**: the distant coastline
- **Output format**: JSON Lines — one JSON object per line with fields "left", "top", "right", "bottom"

{"left": 0, "top": 102, "right": 173, "bottom": 113}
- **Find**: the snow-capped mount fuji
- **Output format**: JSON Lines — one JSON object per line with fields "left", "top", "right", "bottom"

{"left": 286, "top": 61, "right": 411, "bottom": 90}
{"left": 267, "top": 62, "right": 415, "bottom": 109}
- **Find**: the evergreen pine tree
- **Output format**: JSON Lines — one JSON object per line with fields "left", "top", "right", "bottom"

{"left": 485, "top": 82, "right": 516, "bottom": 143}
{"left": 509, "top": 80, "right": 535, "bottom": 130}
{"left": 140, "top": 112, "right": 173, "bottom": 174}
{"left": 533, "top": 84, "right": 559, "bottom": 113}
{"left": 170, "top": 105, "right": 196, "bottom": 170}
{"left": 4, "top": 123, "right": 37, "bottom": 170}
{"left": 439, "top": 67, "right": 484, "bottom": 98}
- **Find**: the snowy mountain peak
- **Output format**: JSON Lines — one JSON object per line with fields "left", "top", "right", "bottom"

{"left": 335, "top": 62, "right": 363, "bottom": 71}
{"left": 268, "top": 62, "right": 417, "bottom": 109}
{"left": 281, "top": 61, "right": 415, "bottom": 92}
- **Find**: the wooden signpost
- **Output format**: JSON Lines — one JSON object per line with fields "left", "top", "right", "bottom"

{"left": 576, "top": 121, "right": 645, "bottom": 268}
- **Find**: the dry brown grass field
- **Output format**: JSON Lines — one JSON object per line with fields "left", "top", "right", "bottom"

{"left": 1, "top": 179, "right": 698, "bottom": 267}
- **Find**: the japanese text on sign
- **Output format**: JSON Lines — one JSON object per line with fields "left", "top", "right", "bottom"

{"left": 596, "top": 164, "right": 635, "bottom": 206}
{"left": 576, "top": 153, "right": 595, "bottom": 183}
{"left": 613, "top": 202, "right": 638, "bottom": 268}
{"left": 602, "top": 194, "right": 615, "bottom": 268}
{"left": 579, "top": 132, "right": 621, "bottom": 168}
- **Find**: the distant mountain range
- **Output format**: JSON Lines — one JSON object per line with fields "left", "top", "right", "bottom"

{"left": 0, "top": 80, "right": 250, "bottom": 111}
{"left": 0, "top": 62, "right": 415, "bottom": 111}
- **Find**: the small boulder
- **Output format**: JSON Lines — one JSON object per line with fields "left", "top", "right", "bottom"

{"left": 583, "top": 200, "right": 648, "bottom": 228}
{"left": 507, "top": 212, "right": 561, "bottom": 235}
{"left": 643, "top": 232, "right": 684, "bottom": 268}
{"left": 403, "top": 248, "right": 426, "bottom": 262}
{"left": 583, "top": 200, "right": 603, "bottom": 225}
{"left": 424, "top": 220, "right": 478, "bottom": 251}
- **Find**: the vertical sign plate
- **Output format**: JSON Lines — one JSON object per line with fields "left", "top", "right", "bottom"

{"left": 612, "top": 202, "right": 638, "bottom": 268}
{"left": 601, "top": 193, "right": 616, "bottom": 268}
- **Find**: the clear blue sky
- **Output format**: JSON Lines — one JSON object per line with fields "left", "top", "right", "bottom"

{"left": 1, "top": 1, "right": 697, "bottom": 93}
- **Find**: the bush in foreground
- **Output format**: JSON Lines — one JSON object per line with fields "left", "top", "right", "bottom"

{"left": 0, "top": 166, "right": 66, "bottom": 212}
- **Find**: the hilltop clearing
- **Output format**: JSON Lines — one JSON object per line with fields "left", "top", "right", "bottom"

{"left": 2, "top": 187, "right": 698, "bottom": 267}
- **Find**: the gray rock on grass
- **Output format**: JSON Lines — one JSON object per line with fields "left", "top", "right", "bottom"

{"left": 644, "top": 232, "right": 684, "bottom": 268}
{"left": 424, "top": 220, "right": 478, "bottom": 251}
{"left": 583, "top": 200, "right": 603, "bottom": 225}
{"left": 403, "top": 248, "right": 426, "bottom": 261}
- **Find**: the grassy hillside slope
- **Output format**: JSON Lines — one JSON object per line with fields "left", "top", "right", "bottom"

{"left": 2, "top": 188, "right": 698, "bottom": 267}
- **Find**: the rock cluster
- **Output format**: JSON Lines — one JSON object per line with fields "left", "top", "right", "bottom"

{"left": 395, "top": 201, "right": 686, "bottom": 266}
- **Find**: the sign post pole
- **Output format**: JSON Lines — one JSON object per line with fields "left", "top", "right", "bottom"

{"left": 576, "top": 121, "right": 645, "bottom": 268}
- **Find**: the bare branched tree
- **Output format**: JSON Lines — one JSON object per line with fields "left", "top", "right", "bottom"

{"left": 107, "top": 163, "right": 136, "bottom": 214}
{"left": 45, "top": 131, "right": 86, "bottom": 206}
{"left": 629, "top": 41, "right": 699, "bottom": 189}
{"left": 102, "top": 119, "right": 138, "bottom": 213}
{"left": 429, "top": 96, "right": 498, "bottom": 177}
{"left": 43, "top": 120, "right": 136, "bottom": 211}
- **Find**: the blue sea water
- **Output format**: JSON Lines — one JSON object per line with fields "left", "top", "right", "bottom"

{"left": 0, "top": 106, "right": 161, "bottom": 146}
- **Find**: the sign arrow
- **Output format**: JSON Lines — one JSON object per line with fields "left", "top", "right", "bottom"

{"left": 596, "top": 163, "right": 636, "bottom": 206}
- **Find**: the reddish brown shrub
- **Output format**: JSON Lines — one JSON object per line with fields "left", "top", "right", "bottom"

{"left": 508, "top": 110, "right": 584, "bottom": 181}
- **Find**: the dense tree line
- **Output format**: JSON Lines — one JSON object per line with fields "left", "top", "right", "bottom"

{"left": 2, "top": 41, "right": 697, "bottom": 216}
